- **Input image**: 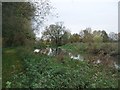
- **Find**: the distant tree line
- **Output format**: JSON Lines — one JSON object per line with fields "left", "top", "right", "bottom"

{"left": 2, "top": 2, "right": 119, "bottom": 48}
{"left": 36, "top": 23, "right": 120, "bottom": 48}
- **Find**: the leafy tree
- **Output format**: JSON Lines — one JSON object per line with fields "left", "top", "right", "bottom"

{"left": 101, "top": 30, "right": 109, "bottom": 42}
{"left": 42, "top": 22, "right": 68, "bottom": 47}
{"left": 61, "top": 30, "right": 71, "bottom": 45}
{"left": 93, "top": 30, "right": 103, "bottom": 42}
{"left": 2, "top": 2, "right": 35, "bottom": 47}
{"left": 93, "top": 35, "right": 103, "bottom": 43}
{"left": 31, "top": 0, "right": 52, "bottom": 32}
{"left": 82, "top": 28, "right": 93, "bottom": 43}
{"left": 2, "top": 1, "right": 52, "bottom": 47}
{"left": 70, "top": 33, "right": 80, "bottom": 43}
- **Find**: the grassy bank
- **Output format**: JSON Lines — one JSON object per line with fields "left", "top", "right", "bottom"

{"left": 2, "top": 48, "right": 24, "bottom": 87}
{"left": 3, "top": 46, "right": 118, "bottom": 88}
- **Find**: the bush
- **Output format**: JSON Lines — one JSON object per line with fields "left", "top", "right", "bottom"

{"left": 61, "top": 42, "right": 119, "bottom": 56}
{"left": 9, "top": 52, "right": 118, "bottom": 88}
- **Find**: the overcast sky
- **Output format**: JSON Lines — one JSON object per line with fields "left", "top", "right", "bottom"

{"left": 37, "top": 0, "right": 119, "bottom": 37}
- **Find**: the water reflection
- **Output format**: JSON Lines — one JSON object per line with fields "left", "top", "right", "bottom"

{"left": 34, "top": 47, "right": 119, "bottom": 70}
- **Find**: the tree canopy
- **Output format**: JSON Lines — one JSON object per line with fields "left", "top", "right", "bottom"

{"left": 2, "top": 1, "right": 51, "bottom": 47}
{"left": 42, "top": 22, "right": 70, "bottom": 47}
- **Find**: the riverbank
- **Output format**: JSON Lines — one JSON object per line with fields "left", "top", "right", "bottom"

{"left": 2, "top": 48, "right": 24, "bottom": 87}
{"left": 60, "top": 42, "right": 119, "bottom": 56}
{"left": 2, "top": 44, "right": 119, "bottom": 88}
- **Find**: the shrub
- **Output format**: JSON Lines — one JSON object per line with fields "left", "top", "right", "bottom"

{"left": 9, "top": 53, "right": 118, "bottom": 88}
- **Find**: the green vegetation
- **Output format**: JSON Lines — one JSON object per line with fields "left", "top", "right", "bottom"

{"left": 2, "top": 1, "right": 119, "bottom": 89}
{"left": 2, "top": 48, "right": 23, "bottom": 87}
{"left": 2, "top": 2, "right": 35, "bottom": 47}
{"left": 3, "top": 47, "right": 118, "bottom": 88}
{"left": 61, "top": 42, "right": 118, "bottom": 55}
{"left": 2, "top": 2, "right": 51, "bottom": 47}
